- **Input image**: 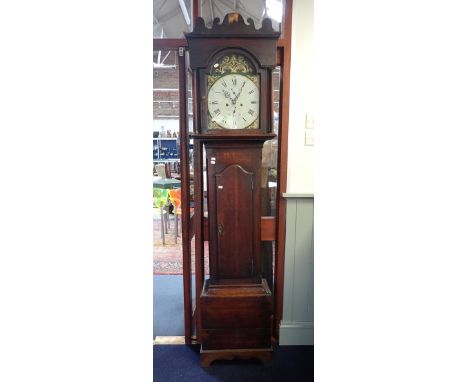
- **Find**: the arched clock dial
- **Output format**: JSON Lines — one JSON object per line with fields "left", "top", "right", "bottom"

{"left": 207, "top": 74, "right": 259, "bottom": 130}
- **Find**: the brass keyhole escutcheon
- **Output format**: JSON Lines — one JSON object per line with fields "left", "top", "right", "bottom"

{"left": 217, "top": 223, "right": 224, "bottom": 236}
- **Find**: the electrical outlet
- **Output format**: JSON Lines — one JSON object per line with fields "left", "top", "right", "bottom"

{"left": 305, "top": 130, "right": 314, "bottom": 146}
{"left": 306, "top": 114, "right": 314, "bottom": 129}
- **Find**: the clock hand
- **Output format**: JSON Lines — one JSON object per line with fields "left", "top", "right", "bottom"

{"left": 232, "top": 106, "right": 237, "bottom": 128}
{"left": 240, "top": 81, "right": 246, "bottom": 91}
{"left": 234, "top": 82, "right": 246, "bottom": 102}
{"left": 229, "top": 88, "right": 238, "bottom": 105}
{"left": 223, "top": 89, "right": 237, "bottom": 105}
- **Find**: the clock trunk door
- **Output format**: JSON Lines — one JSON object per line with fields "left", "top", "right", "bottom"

{"left": 214, "top": 165, "right": 255, "bottom": 279}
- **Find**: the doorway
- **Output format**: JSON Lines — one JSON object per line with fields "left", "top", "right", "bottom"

{"left": 153, "top": 48, "right": 187, "bottom": 342}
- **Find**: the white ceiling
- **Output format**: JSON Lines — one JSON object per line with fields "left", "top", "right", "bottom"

{"left": 154, "top": 0, "right": 282, "bottom": 39}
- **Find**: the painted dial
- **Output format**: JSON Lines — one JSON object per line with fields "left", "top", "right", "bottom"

{"left": 207, "top": 74, "right": 259, "bottom": 129}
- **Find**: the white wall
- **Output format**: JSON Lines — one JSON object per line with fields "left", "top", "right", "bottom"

{"left": 287, "top": 0, "right": 314, "bottom": 194}
{"left": 280, "top": 0, "right": 314, "bottom": 346}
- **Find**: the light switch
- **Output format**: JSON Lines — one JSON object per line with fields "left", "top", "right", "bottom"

{"left": 305, "top": 130, "right": 314, "bottom": 146}
{"left": 306, "top": 114, "right": 314, "bottom": 129}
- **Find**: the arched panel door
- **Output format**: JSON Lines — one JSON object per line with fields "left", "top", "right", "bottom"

{"left": 214, "top": 164, "right": 255, "bottom": 279}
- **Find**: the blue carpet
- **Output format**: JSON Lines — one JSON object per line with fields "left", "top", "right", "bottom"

{"left": 153, "top": 345, "right": 313, "bottom": 382}
{"left": 153, "top": 275, "right": 184, "bottom": 337}
{"left": 153, "top": 274, "right": 209, "bottom": 338}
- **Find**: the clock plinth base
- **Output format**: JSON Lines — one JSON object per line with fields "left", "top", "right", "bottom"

{"left": 200, "top": 346, "right": 273, "bottom": 367}
{"left": 199, "top": 278, "right": 273, "bottom": 366}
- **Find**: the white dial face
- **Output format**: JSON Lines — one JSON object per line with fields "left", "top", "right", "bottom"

{"left": 207, "top": 74, "right": 259, "bottom": 129}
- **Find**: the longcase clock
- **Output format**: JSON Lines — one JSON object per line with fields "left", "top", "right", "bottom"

{"left": 186, "top": 13, "right": 280, "bottom": 367}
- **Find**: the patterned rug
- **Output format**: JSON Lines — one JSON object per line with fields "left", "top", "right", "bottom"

{"left": 153, "top": 212, "right": 209, "bottom": 275}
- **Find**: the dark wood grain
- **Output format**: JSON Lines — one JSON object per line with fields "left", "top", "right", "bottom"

{"left": 200, "top": 347, "right": 273, "bottom": 367}
{"left": 204, "top": 142, "right": 267, "bottom": 282}
{"left": 201, "top": 329, "right": 271, "bottom": 350}
{"left": 153, "top": 39, "right": 187, "bottom": 50}
{"left": 178, "top": 50, "right": 193, "bottom": 345}
{"left": 192, "top": 72, "right": 204, "bottom": 343}
{"left": 261, "top": 216, "right": 276, "bottom": 241}
{"left": 200, "top": 279, "right": 272, "bottom": 351}
{"left": 201, "top": 216, "right": 276, "bottom": 241}
{"left": 192, "top": 0, "right": 200, "bottom": 20}
{"left": 215, "top": 165, "right": 255, "bottom": 278}
{"left": 190, "top": 14, "right": 279, "bottom": 38}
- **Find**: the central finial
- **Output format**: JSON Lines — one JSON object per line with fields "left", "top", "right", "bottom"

{"left": 227, "top": 13, "right": 240, "bottom": 24}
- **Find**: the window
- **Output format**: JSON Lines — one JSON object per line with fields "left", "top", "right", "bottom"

{"left": 154, "top": 0, "right": 193, "bottom": 38}
{"left": 201, "top": 0, "right": 283, "bottom": 33}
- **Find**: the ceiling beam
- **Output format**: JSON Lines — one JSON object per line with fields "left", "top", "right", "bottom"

{"left": 153, "top": 23, "right": 165, "bottom": 39}
{"left": 178, "top": 0, "right": 191, "bottom": 26}
{"left": 154, "top": 0, "right": 168, "bottom": 17}
{"left": 161, "top": 51, "right": 172, "bottom": 65}
{"left": 153, "top": 12, "right": 167, "bottom": 38}
{"left": 153, "top": 14, "right": 160, "bottom": 28}
{"left": 157, "top": 6, "right": 183, "bottom": 25}
{"left": 156, "top": 28, "right": 164, "bottom": 62}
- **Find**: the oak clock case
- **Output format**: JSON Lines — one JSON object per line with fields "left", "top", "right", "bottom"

{"left": 185, "top": 13, "right": 280, "bottom": 367}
